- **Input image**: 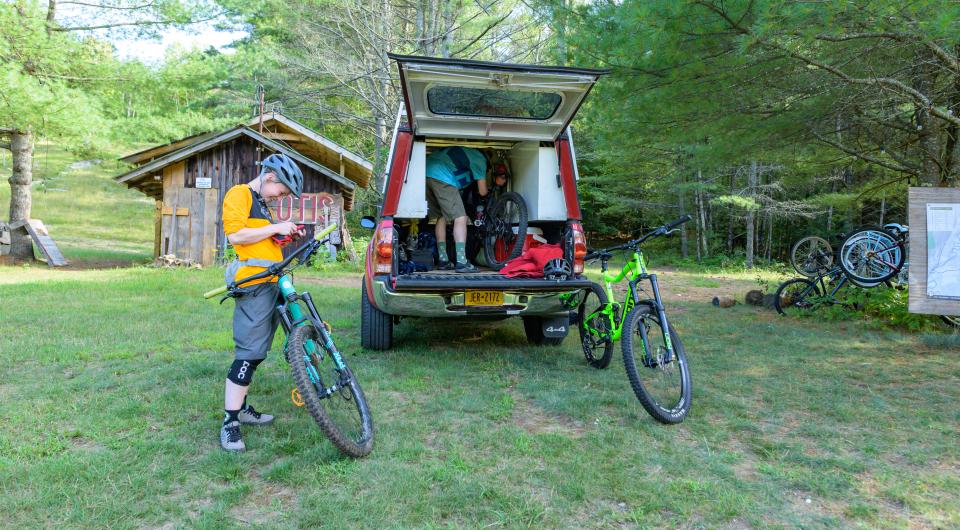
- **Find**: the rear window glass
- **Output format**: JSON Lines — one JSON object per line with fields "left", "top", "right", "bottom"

{"left": 427, "top": 85, "right": 562, "bottom": 120}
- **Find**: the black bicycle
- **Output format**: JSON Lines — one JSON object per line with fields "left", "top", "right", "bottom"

{"left": 470, "top": 182, "right": 528, "bottom": 269}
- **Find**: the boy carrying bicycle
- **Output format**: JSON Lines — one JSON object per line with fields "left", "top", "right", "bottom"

{"left": 219, "top": 153, "right": 304, "bottom": 452}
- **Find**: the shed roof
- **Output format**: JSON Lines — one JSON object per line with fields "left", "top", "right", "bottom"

{"left": 115, "top": 114, "right": 371, "bottom": 209}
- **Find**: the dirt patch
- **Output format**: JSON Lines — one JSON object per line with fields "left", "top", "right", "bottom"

{"left": 511, "top": 390, "right": 588, "bottom": 438}
{"left": 60, "top": 259, "right": 149, "bottom": 270}
{"left": 229, "top": 483, "right": 297, "bottom": 525}
{"left": 298, "top": 275, "right": 363, "bottom": 288}
{"left": 68, "top": 435, "right": 105, "bottom": 452}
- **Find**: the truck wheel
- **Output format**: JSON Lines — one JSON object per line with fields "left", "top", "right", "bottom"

{"left": 522, "top": 317, "right": 565, "bottom": 346}
{"left": 361, "top": 279, "right": 393, "bottom": 350}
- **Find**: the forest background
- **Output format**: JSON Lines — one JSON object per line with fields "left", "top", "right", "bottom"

{"left": 4, "top": 0, "right": 960, "bottom": 266}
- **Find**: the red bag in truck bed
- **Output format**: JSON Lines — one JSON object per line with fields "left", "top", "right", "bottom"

{"left": 498, "top": 244, "right": 563, "bottom": 278}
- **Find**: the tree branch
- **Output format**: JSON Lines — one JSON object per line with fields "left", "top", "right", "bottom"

{"left": 812, "top": 32, "right": 960, "bottom": 76}
{"left": 811, "top": 130, "right": 919, "bottom": 175}
{"left": 50, "top": 11, "right": 223, "bottom": 32}
{"left": 57, "top": 1, "right": 158, "bottom": 10}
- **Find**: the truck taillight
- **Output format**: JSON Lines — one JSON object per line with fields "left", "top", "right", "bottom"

{"left": 571, "top": 222, "right": 587, "bottom": 274}
{"left": 374, "top": 220, "right": 394, "bottom": 274}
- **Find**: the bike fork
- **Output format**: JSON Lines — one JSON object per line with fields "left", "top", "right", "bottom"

{"left": 647, "top": 274, "right": 675, "bottom": 363}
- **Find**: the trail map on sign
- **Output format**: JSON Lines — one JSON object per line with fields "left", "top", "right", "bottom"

{"left": 927, "top": 203, "right": 960, "bottom": 300}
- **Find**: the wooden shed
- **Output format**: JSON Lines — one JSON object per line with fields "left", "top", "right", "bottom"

{"left": 115, "top": 113, "right": 372, "bottom": 266}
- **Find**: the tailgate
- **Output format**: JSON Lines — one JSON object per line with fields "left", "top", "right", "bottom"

{"left": 392, "top": 273, "right": 593, "bottom": 292}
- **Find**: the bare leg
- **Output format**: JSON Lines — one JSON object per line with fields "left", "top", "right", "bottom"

{"left": 224, "top": 380, "right": 249, "bottom": 410}
{"left": 435, "top": 216, "right": 448, "bottom": 262}
{"left": 453, "top": 215, "right": 468, "bottom": 243}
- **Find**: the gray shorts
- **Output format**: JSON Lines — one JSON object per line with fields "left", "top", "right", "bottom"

{"left": 233, "top": 282, "right": 281, "bottom": 361}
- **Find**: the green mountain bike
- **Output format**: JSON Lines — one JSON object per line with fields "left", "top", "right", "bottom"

{"left": 578, "top": 215, "right": 693, "bottom": 424}
{"left": 204, "top": 224, "right": 374, "bottom": 458}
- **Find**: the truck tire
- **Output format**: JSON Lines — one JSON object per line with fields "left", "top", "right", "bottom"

{"left": 361, "top": 278, "right": 393, "bottom": 350}
{"left": 522, "top": 316, "right": 565, "bottom": 346}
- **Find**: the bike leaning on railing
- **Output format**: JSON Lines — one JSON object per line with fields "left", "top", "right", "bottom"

{"left": 578, "top": 215, "right": 693, "bottom": 424}
{"left": 203, "top": 224, "right": 374, "bottom": 458}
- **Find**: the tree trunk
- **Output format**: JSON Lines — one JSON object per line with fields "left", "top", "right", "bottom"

{"left": 7, "top": 130, "right": 34, "bottom": 260}
{"left": 697, "top": 169, "right": 709, "bottom": 259}
{"left": 415, "top": 0, "right": 426, "bottom": 52}
{"left": 913, "top": 52, "right": 942, "bottom": 185}
{"left": 678, "top": 174, "right": 688, "bottom": 259}
{"left": 727, "top": 171, "right": 734, "bottom": 253}
{"left": 46, "top": 0, "right": 57, "bottom": 33}
{"left": 765, "top": 211, "right": 773, "bottom": 261}
{"left": 439, "top": 0, "right": 457, "bottom": 58}
{"left": 745, "top": 160, "right": 757, "bottom": 268}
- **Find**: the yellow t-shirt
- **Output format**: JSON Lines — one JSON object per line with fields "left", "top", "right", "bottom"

{"left": 223, "top": 184, "right": 282, "bottom": 285}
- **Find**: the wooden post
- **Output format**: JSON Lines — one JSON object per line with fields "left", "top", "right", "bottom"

{"left": 154, "top": 200, "right": 162, "bottom": 258}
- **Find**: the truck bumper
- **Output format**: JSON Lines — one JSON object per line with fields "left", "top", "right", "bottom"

{"left": 370, "top": 277, "right": 589, "bottom": 317}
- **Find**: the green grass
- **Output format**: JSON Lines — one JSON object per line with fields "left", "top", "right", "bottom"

{"left": 2, "top": 143, "right": 958, "bottom": 527}
{"left": 1, "top": 265, "right": 958, "bottom": 528}
{"left": 0, "top": 142, "right": 154, "bottom": 266}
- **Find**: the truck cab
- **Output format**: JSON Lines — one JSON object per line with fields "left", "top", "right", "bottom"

{"left": 362, "top": 54, "right": 608, "bottom": 350}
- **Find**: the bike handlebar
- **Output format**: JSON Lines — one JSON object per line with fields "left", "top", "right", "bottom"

{"left": 666, "top": 214, "right": 693, "bottom": 231}
{"left": 203, "top": 223, "right": 338, "bottom": 299}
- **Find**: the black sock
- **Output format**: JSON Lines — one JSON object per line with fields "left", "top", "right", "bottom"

{"left": 224, "top": 409, "right": 240, "bottom": 425}
{"left": 241, "top": 396, "right": 248, "bottom": 411}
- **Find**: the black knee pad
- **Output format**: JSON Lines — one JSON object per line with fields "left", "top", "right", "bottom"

{"left": 227, "top": 358, "right": 263, "bottom": 386}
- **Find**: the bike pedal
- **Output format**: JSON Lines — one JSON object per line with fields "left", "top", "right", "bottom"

{"left": 291, "top": 388, "right": 305, "bottom": 407}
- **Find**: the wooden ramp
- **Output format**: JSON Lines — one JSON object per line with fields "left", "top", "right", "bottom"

{"left": 8, "top": 220, "right": 68, "bottom": 266}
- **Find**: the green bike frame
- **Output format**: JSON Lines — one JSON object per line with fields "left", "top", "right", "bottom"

{"left": 275, "top": 273, "right": 350, "bottom": 395}
{"left": 587, "top": 249, "right": 674, "bottom": 354}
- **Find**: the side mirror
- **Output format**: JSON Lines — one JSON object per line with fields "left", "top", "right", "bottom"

{"left": 360, "top": 216, "right": 377, "bottom": 229}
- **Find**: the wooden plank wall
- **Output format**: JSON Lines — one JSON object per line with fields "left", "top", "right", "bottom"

{"left": 153, "top": 136, "right": 349, "bottom": 265}
{"left": 908, "top": 187, "right": 960, "bottom": 316}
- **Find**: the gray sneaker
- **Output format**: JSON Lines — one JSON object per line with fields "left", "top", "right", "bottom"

{"left": 238, "top": 405, "right": 274, "bottom": 426}
{"left": 220, "top": 420, "right": 245, "bottom": 452}
{"left": 455, "top": 261, "right": 479, "bottom": 273}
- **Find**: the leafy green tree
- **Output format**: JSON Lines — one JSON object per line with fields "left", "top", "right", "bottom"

{"left": 1, "top": 2, "right": 111, "bottom": 260}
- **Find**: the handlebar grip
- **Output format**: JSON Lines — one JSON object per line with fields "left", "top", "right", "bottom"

{"left": 203, "top": 285, "right": 228, "bottom": 299}
{"left": 666, "top": 214, "right": 693, "bottom": 230}
{"left": 315, "top": 223, "right": 338, "bottom": 240}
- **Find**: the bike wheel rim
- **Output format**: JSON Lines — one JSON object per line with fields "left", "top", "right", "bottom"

{"left": 633, "top": 314, "right": 685, "bottom": 413}
{"left": 779, "top": 281, "right": 817, "bottom": 315}
{"left": 842, "top": 232, "right": 902, "bottom": 281}
{"left": 304, "top": 345, "right": 372, "bottom": 446}
{"left": 579, "top": 293, "right": 609, "bottom": 361}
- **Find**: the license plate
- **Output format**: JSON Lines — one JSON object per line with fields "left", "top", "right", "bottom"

{"left": 465, "top": 290, "right": 503, "bottom": 306}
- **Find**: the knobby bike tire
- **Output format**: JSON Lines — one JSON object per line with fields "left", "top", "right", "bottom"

{"left": 790, "top": 236, "right": 833, "bottom": 278}
{"left": 774, "top": 278, "right": 822, "bottom": 316}
{"left": 621, "top": 303, "right": 691, "bottom": 424}
{"left": 578, "top": 282, "right": 614, "bottom": 369}
{"left": 839, "top": 227, "right": 905, "bottom": 284}
{"left": 288, "top": 323, "right": 374, "bottom": 458}
{"left": 483, "top": 191, "right": 528, "bottom": 269}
